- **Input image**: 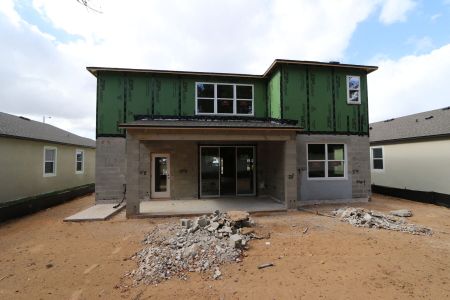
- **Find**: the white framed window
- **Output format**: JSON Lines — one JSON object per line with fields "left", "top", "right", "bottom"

{"left": 307, "top": 143, "right": 347, "bottom": 180}
{"left": 196, "top": 82, "right": 254, "bottom": 116}
{"left": 346, "top": 75, "right": 361, "bottom": 104}
{"left": 370, "top": 146, "right": 384, "bottom": 172}
{"left": 75, "top": 149, "right": 84, "bottom": 174}
{"left": 43, "top": 146, "right": 57, "bottom": 177}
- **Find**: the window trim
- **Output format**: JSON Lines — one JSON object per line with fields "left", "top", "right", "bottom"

{"left": 43, "top": 146, "right": 57, "bottom": 177}
{"left": 195, "top": 82, "right": 254, "bottom": 116}
{"left": 370, "top": 146, "right": 384, "bottom": 172}
{"left": 346, "top": 75, "right": 361, "bottom": 105}
{"left": 306, "top": 143, "right": 347, "bottom": 180}
{"left": 75, "top": 149, "right": 85, "bottom": 174}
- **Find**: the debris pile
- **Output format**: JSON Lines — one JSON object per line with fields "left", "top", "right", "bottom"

{"left": 333, "top": 207, "right": 432, "bottom": 235}
{"left": 129, "top": 210, "right": 256, "bottom": 284}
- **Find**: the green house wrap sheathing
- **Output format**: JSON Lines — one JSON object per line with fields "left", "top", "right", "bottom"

{"left": 268, "top": 70, "right": 281, "bottom": 119}
{"left": 95, "top": 62, "right": 372, "bottom": 136}
{"left": 282, "top": 65, "right": 308, "bottom": 129}
{"left": 97, "top": 72, "right": 124, "bottom": 135}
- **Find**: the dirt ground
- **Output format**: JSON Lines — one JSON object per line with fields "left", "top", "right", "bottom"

{"left": 0, "top": 194, "right": 449, "bottom": 300}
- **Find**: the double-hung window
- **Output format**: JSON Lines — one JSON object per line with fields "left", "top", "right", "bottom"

{"left": 196, "top": 83, "right": 253, "bottom": 115}
{"left": 346, "top": 75, "right": 361, "bottom": 104}
{"left": 75, "top": 149, "right": 84, "bottom": 174}
{"left": 307, "top": 144, "right": 346, "bottom": 179}
{"left": 43, "top": 147, "right": 57, "bottom": 177}
{"left": 371, "top": 147, "right": 384, "bottom": 171}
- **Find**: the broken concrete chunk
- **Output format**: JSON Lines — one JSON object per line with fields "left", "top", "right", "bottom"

{"left": 227, "top": 211, "right": 249, "bottom": 222}
{"left": 196, "top": 217, "right": 209, "bottom": 228}
{"left": 208, "top": 222, "right": 220, "bottom": 232}
{"left": 218, "top": 226, "right": 232, "bottom": 233}
{"left": 229, "top": 234, "right": 243, "bottom": 248}
{"left": 240, "top": 227, "right": 254, "bottom": 235}
{"left": 180, "top": 219, "right": 192, "bottom": 229}
{"left": 389, "top": 209, "right": 413, "bottom": 217}
{"left": 213, "top": 267, "right": 221, "bottom": 279}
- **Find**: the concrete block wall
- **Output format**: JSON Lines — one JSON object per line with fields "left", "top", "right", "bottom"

{"left": 95, "top": 137, "right": 126, "bottom": 203}
{"left": 296, "top": 134, "right": 370, "bottom": 205}
{"left": 141, "top": 141, "right": 198, "bottom": 200}
{"left": 258, "top": 141, "right": 285, "bottom": 202}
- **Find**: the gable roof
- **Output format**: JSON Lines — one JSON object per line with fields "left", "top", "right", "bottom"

{"left": 369, "top": 107, "right": 450, "bottom": 144}
{"left": 86, "top": 59, "right": 377, "bottom": 78}
{"left": 0, "top": 112, "right": 96, "bottom": 148}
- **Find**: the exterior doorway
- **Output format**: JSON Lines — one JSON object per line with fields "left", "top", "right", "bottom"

{"left": 200, "top": 146, "right": 255, "bottom": 197}
{"left": 151, "top": 153, "right": 170, "bottom": 198}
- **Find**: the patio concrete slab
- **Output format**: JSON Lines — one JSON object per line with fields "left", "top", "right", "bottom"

{"left": 139, "top": 196, "right": 285, "bottom": 216}
{"left": 64, "top": 203, "right": 125, "bottom": 222}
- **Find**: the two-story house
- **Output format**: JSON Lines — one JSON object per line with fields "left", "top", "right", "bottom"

{"left": 87, "top": 59, "right": 377, "bottom": 217}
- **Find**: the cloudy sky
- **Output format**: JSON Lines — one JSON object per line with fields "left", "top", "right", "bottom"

{"left": 1, "top": 0, "right": 449, "bottom": 139}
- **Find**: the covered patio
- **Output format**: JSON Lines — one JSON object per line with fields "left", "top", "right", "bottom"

{"left": 120, "top": 119, "right": 300, "bottom": 218}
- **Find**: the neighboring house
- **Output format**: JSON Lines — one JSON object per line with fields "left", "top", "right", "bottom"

{"left": 0, "top": 112, "right": 96, "bottom": 221}
{"left": 370, "top": 107, "right": 450, "bottom": 207}
{"left": 87, "top": 59, "right": 377, "bottom": 217}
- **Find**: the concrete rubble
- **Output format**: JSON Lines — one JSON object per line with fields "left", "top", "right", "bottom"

{"left": 129, "top": 210, "right": 257, "bottom": 284}
{"left": 333, "top": 207, "right": 432, "bottom": 235}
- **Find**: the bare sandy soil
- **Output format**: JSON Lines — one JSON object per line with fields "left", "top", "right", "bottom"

{"left": 0, "top": 194, "right": 449, "bottom": 300}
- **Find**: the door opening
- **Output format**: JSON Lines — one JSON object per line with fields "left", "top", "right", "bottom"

{"left": 151, "top": 153, "right": 170, "bottom": 198}
{"left": 200, "top": 146, "right": 255, "bottom": 197}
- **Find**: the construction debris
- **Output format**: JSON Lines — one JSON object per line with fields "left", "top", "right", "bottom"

{"left": 333, "top": 207, "right": 432, "bottom": 235}
{"left": 258, "top": 263, "right": 274, "bottom": 269}
{"left": 129, "top": 210, "right": 258, "bottom": 284}
{"left": 389, "top": 209, "right": 413, "bottom": 217}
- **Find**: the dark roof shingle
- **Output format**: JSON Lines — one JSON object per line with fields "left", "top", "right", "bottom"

{"left": 0, "top": 112, "right": 96, "bottom": 148}
{"left": 369, "top": 107, "right": 450, "bottom": 143}
{"left": 120, "top": 119, "right": 301, "bottom": 130}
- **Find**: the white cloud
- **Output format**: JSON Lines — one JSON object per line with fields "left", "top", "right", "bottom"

{"left": 406, "top": 36, "right": 434, "bottom": 53}
{"left": 369, "top": 43, "right": 450, "bottom": 122}
{"left": 430, "top": 13, "right": 442, "bottom": 22}
{"left": 378, "top": 0, "right": 416, "bottom": 24}
{"left": 0, "top": 0, "right": 420, "bottom": 139}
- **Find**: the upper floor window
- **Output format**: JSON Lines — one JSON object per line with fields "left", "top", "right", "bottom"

{"left": 346, "top": 75, "right": 361, "bottom": 104}
{"left": 371, "top": 147, "right": 384, "bottom": 171}
{"left": 43, "top": 146, "right": 57, "bottom": 177}
{"left": 307, "top": 143, "right": 346, "bottom": 179}
{"left": 196, "top": 83, "right": 254, "bottom": 116}
{"left": 75, "top": 149, "right": 84, "bottom": 174}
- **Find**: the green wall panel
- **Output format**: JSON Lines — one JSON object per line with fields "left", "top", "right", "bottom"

{"left": 154, "top": 76, "right": 180, "bottom": 115}
{"left": 181, "top": 78, "right": 196, "bottom": 116}
{"left": 282, "top": 65, "right": 307, "bottom": 128}
{"left": 96, "top": 65, "right": 370, "bottom": 136}
{"left": 97, "top": 72, "right": 124, "bottom": 135}
{"left": 334, "top": 69, "right": 367, "bottom": 133}
{"left": 308, "top": 67, "right": 333, "bottom": 132}
{"left": 126, "top": 75, "right": 151, "bottom": 122}
{"left": 268, "top": 70, "right": 281, "bottom": 119}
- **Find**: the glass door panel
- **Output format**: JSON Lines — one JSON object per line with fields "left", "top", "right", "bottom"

{"left": 236, "top": 147, "right": 255, "bottom": 195}
{"left": 200, "top": 147, "right": 220, "bottom": 196}
{"left": 155, "top": 157, "right": 168, "bottom": 192}
{"left": 220, "top": 147, "right": 236, "bottom": 196}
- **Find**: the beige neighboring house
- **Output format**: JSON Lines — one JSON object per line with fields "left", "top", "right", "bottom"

{"left": 0, "top": 112, "right": 95, "bottom": 221}
{"left": 369, "top": 107, "right": 450, "bottom": 207}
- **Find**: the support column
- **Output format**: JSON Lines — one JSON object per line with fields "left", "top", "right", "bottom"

{"left": 284, "top": 137, "right": 298, "bottom": 209}
{"left": 126, "top": 133, "right": 140, "bottom": 217}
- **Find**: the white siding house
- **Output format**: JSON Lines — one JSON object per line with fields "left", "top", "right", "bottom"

{"left": 369, "top": 107, "right": 450, "bottom": 207}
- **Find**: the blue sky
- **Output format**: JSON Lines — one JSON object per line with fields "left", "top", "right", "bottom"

{"left": 0, "top": 0, "right": 449, "bottom": 139}
{"left": 349, "top": 0, "right": 450, "bottom": 62}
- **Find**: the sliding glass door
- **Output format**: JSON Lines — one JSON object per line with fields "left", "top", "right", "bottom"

{"left": 200, "top": 146, "right": 255, "bottom": 197}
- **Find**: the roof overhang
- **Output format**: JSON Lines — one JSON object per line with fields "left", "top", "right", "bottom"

{"left": 87, "top": 59, "right": 378, "bottom": 78}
